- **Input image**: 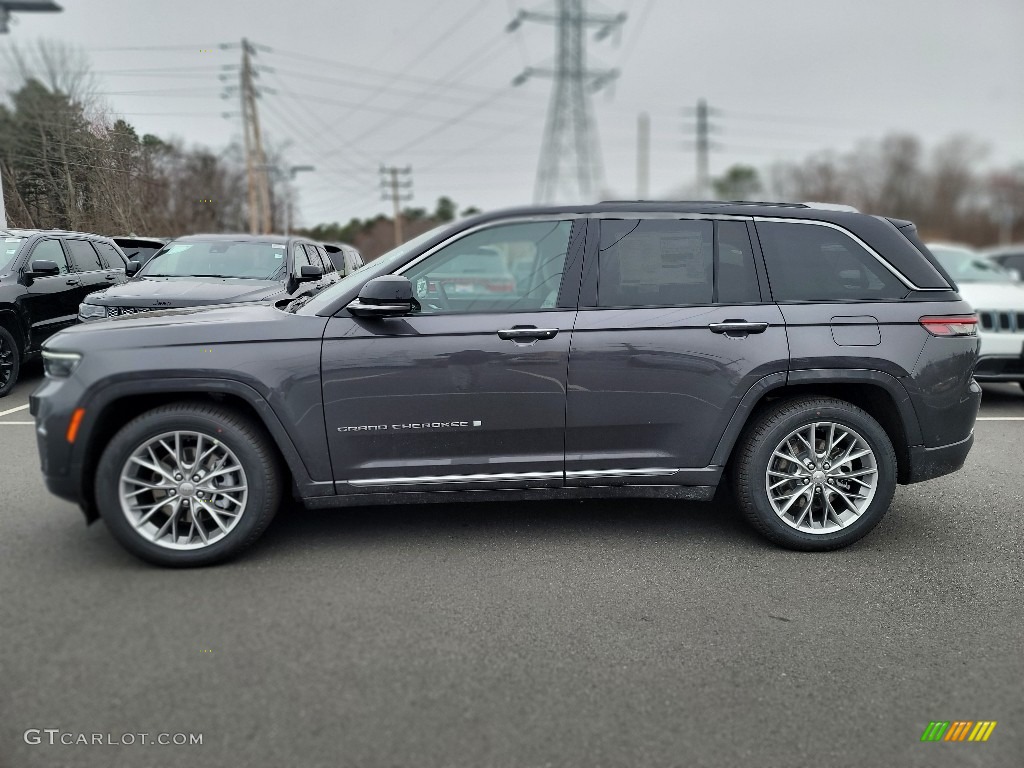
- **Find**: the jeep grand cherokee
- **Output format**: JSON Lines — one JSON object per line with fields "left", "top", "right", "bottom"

{"left": 31, "top": 202, "right": 981, "bottom": 566}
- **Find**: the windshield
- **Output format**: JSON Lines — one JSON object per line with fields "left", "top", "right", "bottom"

{"left": 142, "top": 240, "right": 288, "bottom": 279}
{"left": 0, "top": 237, "right": 24, "bottom": 273}
{"left": 929, "top": 245, "right": 1014, "bottom": 283}
{"left": 298, "top": 224, "right": 452, "bottom": 314}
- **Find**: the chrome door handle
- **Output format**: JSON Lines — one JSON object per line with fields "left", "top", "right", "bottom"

{"left": 709, "top": 321, "right": 769, "bottom": 335}
{"left": 65, "top": 279, "right": 80, "bottom": 285}
{"left": 497, "top": 327, "right": 559, "bottom": 341}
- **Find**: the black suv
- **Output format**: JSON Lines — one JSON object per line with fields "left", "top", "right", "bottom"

{"left": 77, "top": 234, "right": 339, "bottom": 321}
{"left": 0, "top": 228, "right": 130, "bottom": 397}
{"left": 31, "top": 202, "right": 981, "bottom": 566}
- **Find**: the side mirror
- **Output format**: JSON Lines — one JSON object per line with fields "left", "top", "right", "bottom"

{"left": 297, "top": 264, "right": 323, "bottom": 283}
{"left": 125, "top": 260, "right": 141, "bottom": 277}
{"left": 26, "top": 259, "right": 61, "bottom": 278}
{"left": 348, "top": 275, "right": 419, "bottom": 318}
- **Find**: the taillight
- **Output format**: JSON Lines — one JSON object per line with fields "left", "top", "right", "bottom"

{"left": 919, "top": 315, "right": 978, "bottom": 337}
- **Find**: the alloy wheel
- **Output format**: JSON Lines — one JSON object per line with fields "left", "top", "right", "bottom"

{"left": 765, "top": 421, "right": 878, "bottom": 534}
{"left": 118, "top": 430, "right": 248, "bottom": 550}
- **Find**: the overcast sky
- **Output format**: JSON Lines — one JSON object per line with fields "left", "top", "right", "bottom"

{"left": 3, "top": 0, "right": 1023, "bottom": 227}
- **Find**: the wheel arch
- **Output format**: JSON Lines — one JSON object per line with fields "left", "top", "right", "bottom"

{"left": 0, "top": 306, "right": 27, "bottom": 352}
{"left": 712, "top": 370, "right": 921, "bottom": 484}
{"left": 75, "top": 378, "right": 325, "bottom": 522}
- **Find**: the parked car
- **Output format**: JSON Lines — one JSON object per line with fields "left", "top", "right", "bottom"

{"left": 112, "top": 236, "right": 168, "bottom": 268}
{"left": 324, "top": 243, "right": 364, "bottom": 276}
{"left": 0, "top": 228, "right": 130, "bottom": 397}
{"left": 33, "top": 202, "right": 980, "bottom": 566}
{"left": 983, "top": 244, "right": 1024, "bottom": 281}
{"left": 928, "top": 242, "right": 1024, "bottom": 390}
{"left": 77, "top": 234, "right": 340, "bottom": 322}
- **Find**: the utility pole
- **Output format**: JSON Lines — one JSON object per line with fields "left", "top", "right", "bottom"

{"left": 637, "top": 111, "right": 650, "bottom": 199}
{"left": 683, "top": 99, "right": 721, "bottom": 198}
{"left": 380, "top": 165, "right": 413, "bottom": 247}
{"left": 239, "top": 39, "right": 272, "bottom": 233}
{"left": 509, "top": 0, "right": 626, "bottom": 204}
{"left": 0, "top": 1, "right": 64, "bottom": 226}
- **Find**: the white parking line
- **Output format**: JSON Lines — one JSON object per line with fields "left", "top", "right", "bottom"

{"left": 0, "top": 421, "right": 33, "bottom": 425}
{"left": 977, "top": 417, "right": 1024, "bottom": 421}
{"left": 0, "top": 404, "right": 30, "bottom": 417}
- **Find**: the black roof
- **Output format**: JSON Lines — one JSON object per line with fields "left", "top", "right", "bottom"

{"left": 458, "top": 200, "right": 869, "bottom": 223}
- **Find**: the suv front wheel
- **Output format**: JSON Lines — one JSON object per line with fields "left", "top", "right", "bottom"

{"left": 95, "top": 402, "right": 282, "bottom": 567}
{"left": 732, "top": 397, "right": 897, "bottom": 551}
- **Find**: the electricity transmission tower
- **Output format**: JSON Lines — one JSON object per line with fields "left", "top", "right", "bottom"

{"left": 222, "top": 39, "right": 274, "bottom": 233}
{"left": 509, "top": 0, "right": 626, "bottom": 204}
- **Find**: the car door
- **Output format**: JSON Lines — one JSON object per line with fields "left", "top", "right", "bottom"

{"left": 18, "top": 238, "right": 79, "bottom": 349}
{"left": 64, "top": 238, "right": 113, "bottom": 306}
{"left": 321, "top": 218, "right": 584, "bottom": 493}
{"left": 564, "top": 216, "right": 789, "bottom": 486}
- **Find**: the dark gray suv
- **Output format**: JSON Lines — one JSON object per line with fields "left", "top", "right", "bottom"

{"left": 31, "top": 202, "right": 981, "bottom": 566}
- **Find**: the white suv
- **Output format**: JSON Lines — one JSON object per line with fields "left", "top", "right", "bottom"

{"left": 930, "top": 243, "right": 1024, "bottom": 391}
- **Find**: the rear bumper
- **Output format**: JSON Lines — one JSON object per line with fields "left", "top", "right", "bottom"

{"left": 904, "top": 432, "right": 974, "bottom": 484}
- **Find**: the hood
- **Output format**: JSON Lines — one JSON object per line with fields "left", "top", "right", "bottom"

{"left": 954, "top": 282, "right": 1024, "bottom": 311}
{"left": 86, "top": 276, "right": 285, "bottom": 307}
{"left": 45, "top": 302, "right": 329, "bottom": 353}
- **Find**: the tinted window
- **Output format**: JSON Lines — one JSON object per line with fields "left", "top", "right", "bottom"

{"left": 716, "top": 221, "right": 760, "bottom": 303}
{"left": 597, "top": 219, "right": 714, "bottom": 307}
{"left": 93, "top": 241, "right": 125, "bottom": 270}
{"left": 30, "top": 239, "right": 70, "bottom": 274}
{"left": 404, "top": 220, "right": 572, "bottom": 314}
{"left": 758, "top": 222, "right": 907, "bottom": 302}
{"left": 66, "top": 240, "right": 104, "bottom": 272}
{"left": 293, "top": 243, "right": 312, "bottom": 272}
{"left": 302, "top": 244, "right": 326, "bottom": 272}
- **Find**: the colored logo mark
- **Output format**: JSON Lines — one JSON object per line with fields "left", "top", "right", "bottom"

{"left": 920, "top": 721, "right": 997, "bottom": 742}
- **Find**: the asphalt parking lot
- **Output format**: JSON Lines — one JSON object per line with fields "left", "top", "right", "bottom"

{"left": 1, "top": 366, "right": 1021, "bottom": 768}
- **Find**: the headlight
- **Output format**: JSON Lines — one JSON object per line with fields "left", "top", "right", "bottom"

{"left": 42, "top": 351, "right": 82, "bottom": 378}
{"left": 78, "top": 302, "right": 107, "bottom": 320}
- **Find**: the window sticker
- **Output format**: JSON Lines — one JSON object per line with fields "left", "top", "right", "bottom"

{"left": 618, "top": 231, "right": 708, "bottom": 286}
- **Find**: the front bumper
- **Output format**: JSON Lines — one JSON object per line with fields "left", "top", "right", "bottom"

{"left": 975, "top": 331, "right": 1024, "bottom": 380}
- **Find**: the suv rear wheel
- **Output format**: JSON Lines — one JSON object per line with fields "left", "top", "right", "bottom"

{"left": 95, "top": 402, "right": 282, "bottom": 567}
{"left": 0, "top": 326, "right": 20, "bottom": 397}
{"left": 732, "top": 397, "right": 896, "bottom": 550}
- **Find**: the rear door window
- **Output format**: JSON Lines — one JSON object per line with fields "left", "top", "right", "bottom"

{"left": 593, "top": 219, "right": 761, "bottom": 307}
{"left": 66, "top": 240, "right": 104, "bottom": 273}
{"left": 93, "top": 241, "right": 125, "bottom": 270}
{"left": 757, "top": 222, "right": 908, "bottom": 302}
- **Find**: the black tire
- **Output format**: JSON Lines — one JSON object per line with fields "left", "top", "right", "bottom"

{"left": 0, "top": 326, "right": 21, "bottom": 398}
{"left": 95, "top": 402, "right": 282, "bottom": 567}
{"left": 731, "top": 397, "right": 896, "bottom": 551}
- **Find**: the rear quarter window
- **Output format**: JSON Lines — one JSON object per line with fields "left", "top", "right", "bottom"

{"left": 757, "top": 221, "right": 908, "bottom": 302}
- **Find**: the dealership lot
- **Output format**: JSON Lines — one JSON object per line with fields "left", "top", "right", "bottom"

{"left": 1, "top": 368, "right": 1021, "bottom": 767}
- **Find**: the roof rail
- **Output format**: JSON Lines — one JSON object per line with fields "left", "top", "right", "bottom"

{"left": 802, "top": 201, "right": 860, "bottom": 212}
{"left": 600, "top": 200, "right": 809, "bottom": 208}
